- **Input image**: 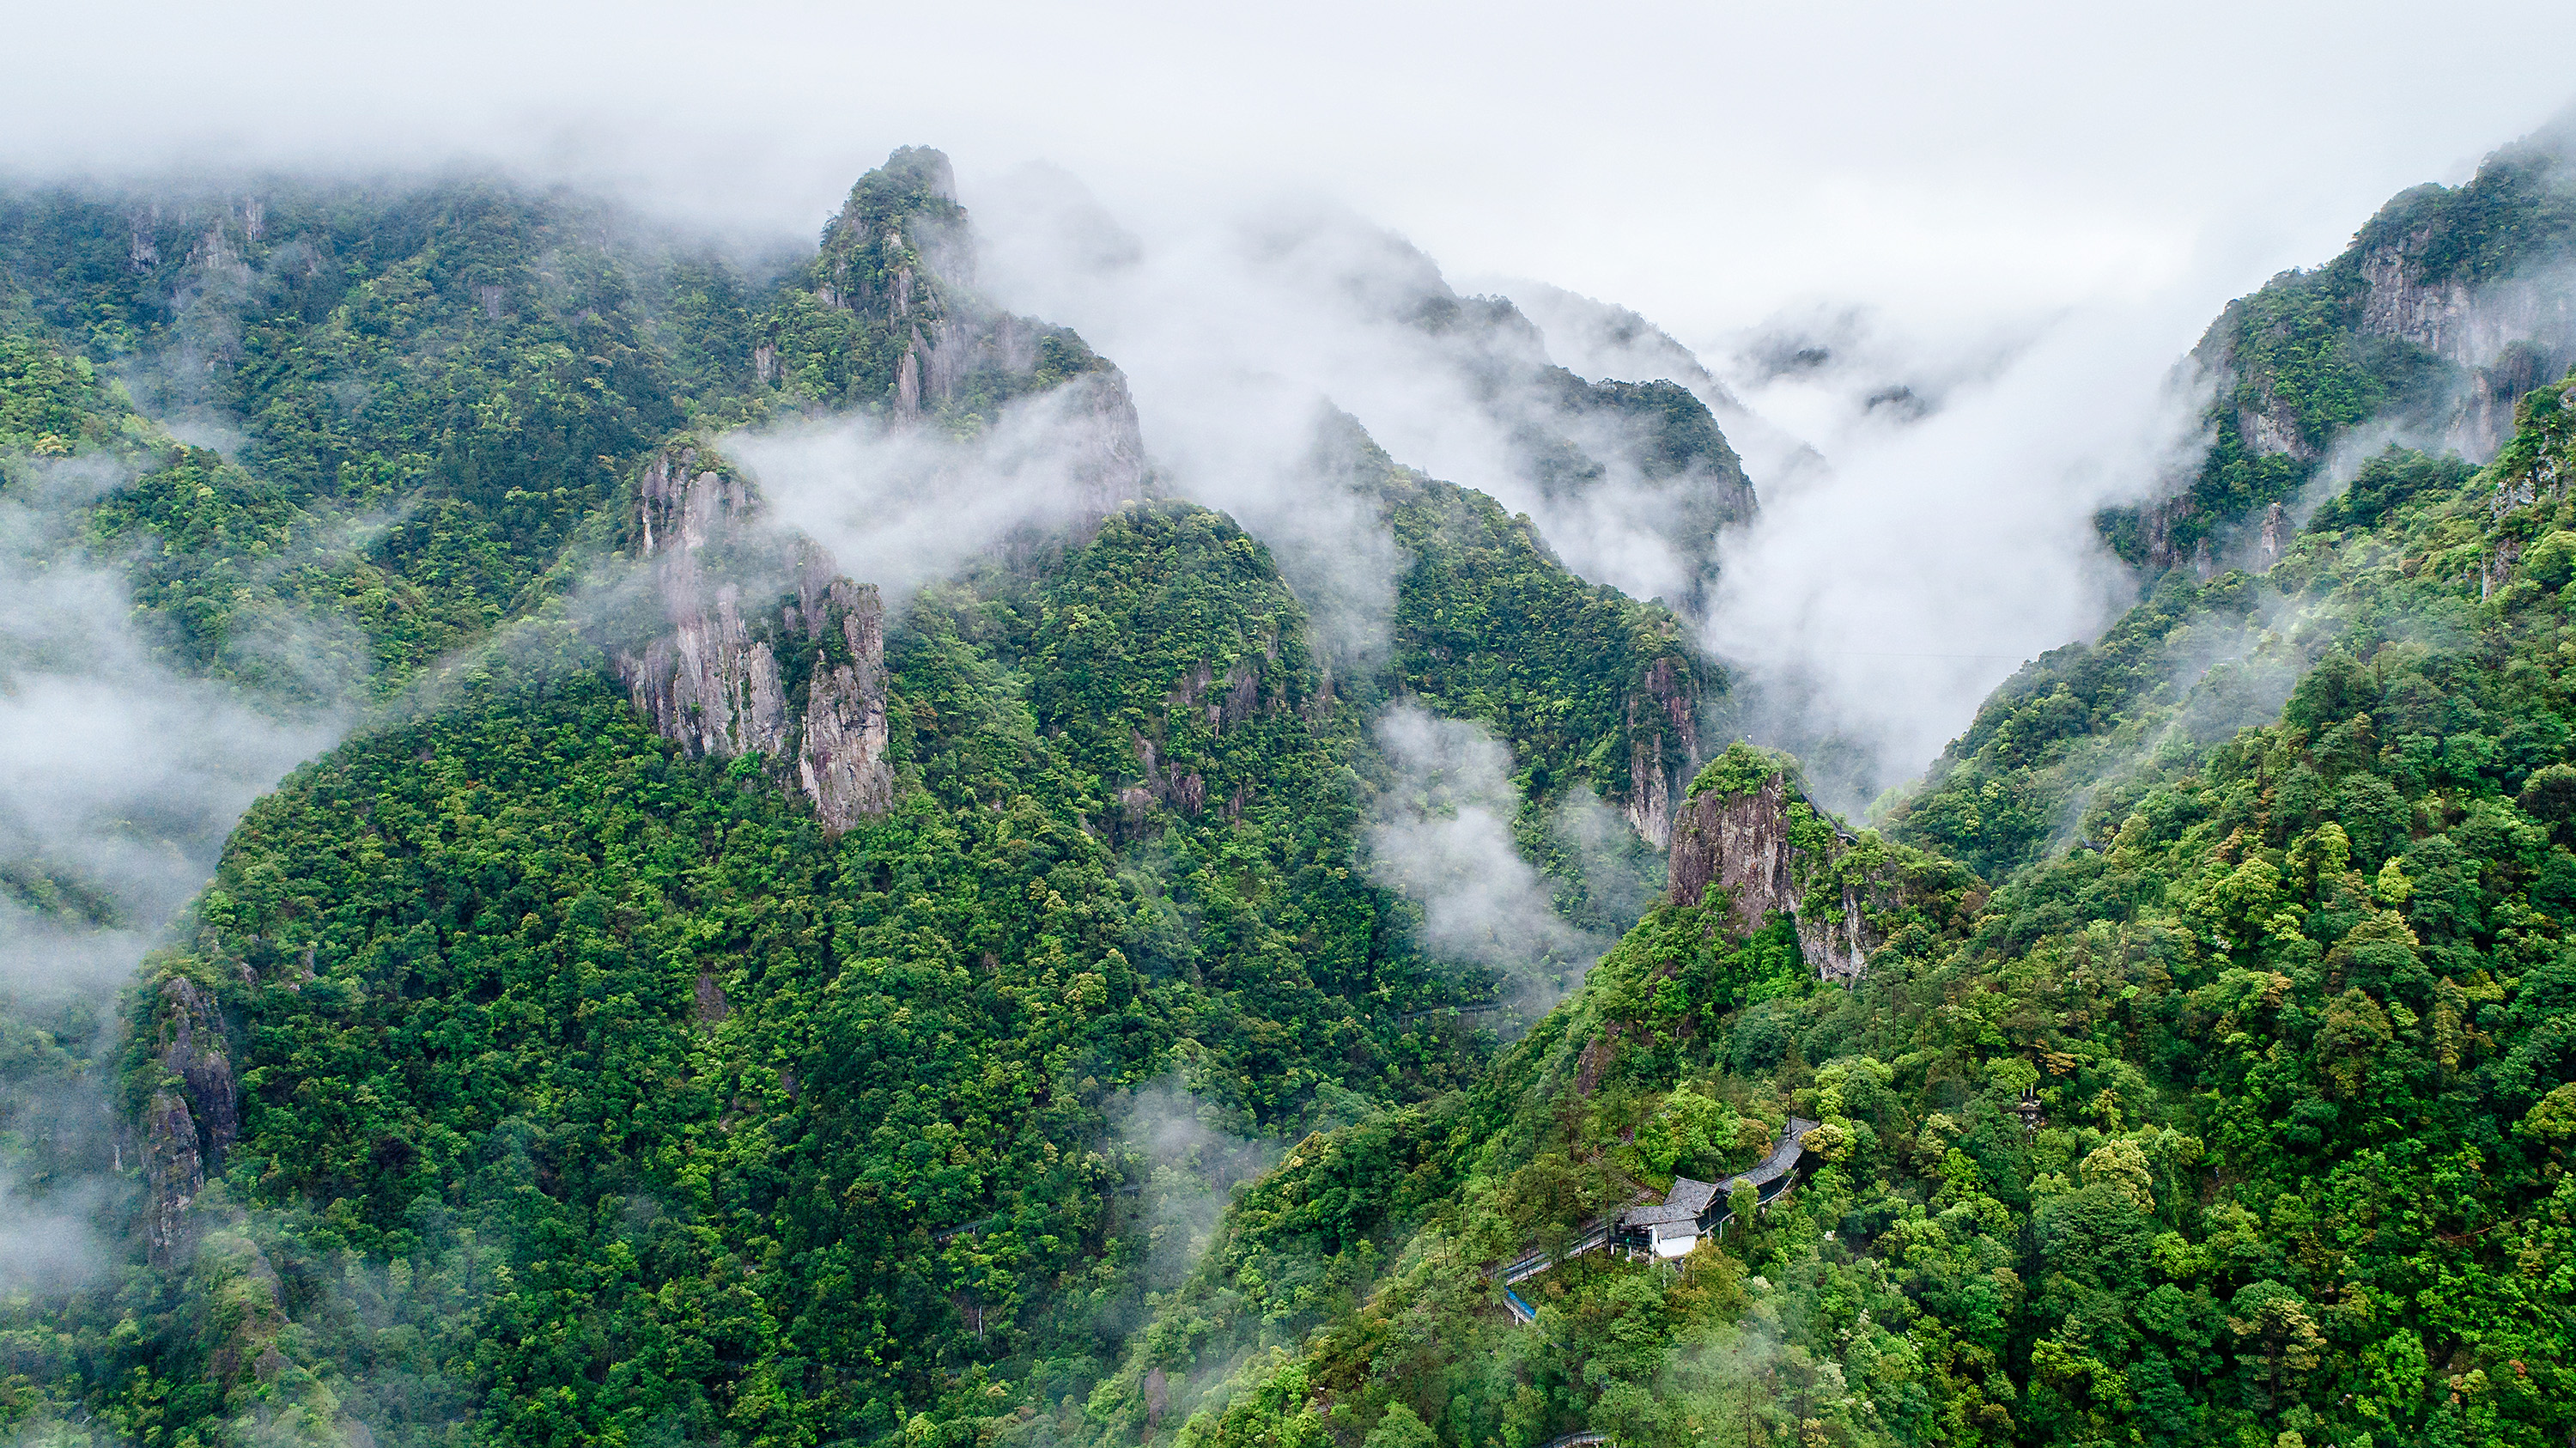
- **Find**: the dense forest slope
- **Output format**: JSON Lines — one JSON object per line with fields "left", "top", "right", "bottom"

{"left": 1882, "top": 450, "right": 2488, "bottom": 880}
{"left": 1129, "top": 380, "right": 2576, "bottom": 1448}
{"left": 0, "top": 145, "right": 1745, "bottom": 1448}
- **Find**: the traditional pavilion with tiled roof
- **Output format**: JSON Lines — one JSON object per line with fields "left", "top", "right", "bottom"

{"left": 1613, "top": 1117, "right": 1820, "bottom": 1257}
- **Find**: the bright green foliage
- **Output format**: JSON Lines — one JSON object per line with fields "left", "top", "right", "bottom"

{"left": 30, "top": 130, "right": 2576, "bottom": 1448}
{"left": 1072, "top": 829, "right": 1964, "bottom": 1446}
{"left": 17, "top": 492, "right": 1516, "bottom": 1445}
{"left": 79, "top": 445, "right": 434, "bottom": 700}
{"left": 1357, "top": 425, "right": 1711, "bottom": 800}
{"left": 0, "top": 181, "right": 717, "bottom": 685}
{"left": 0, "top": 151, "right": 1735, "bottom": 1448}
{"left": 1091, "top": 373, "right": 2576, "bottom": 1448}
{"left": 0, "top": 317, "right": 136, "bottom": 454}
{"left": 1688, "top": 740, "right": 1804, "bottom": 804}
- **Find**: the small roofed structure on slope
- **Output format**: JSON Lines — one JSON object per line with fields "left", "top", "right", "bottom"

{"left": 1613, "top": 1117, "right": 1820, "bottom": 1258}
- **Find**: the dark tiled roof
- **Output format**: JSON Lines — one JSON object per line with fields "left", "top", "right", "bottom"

{"left": 1720, "top": 1116, "right": 1820, "bottom": 1194}
{"left": 1664, "top": 1176, "right": 1720, "bottom": 1216}
{"left": 1614, "top": 1119, "right": 1823, "bottom": 1236}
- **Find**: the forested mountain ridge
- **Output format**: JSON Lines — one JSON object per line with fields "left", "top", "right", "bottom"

{"left": 2099, "top": 123, "right": 2576, "bottom": 574}
{"left": 0, "top": 145, "right": 1747, "bottom": 1448}
{"left": 1134, "top": 380, "right": 2576, "bottom": 1448}
{"left": 1399, "top": 290, "right": 1754, "bottom": 621}
{"left": 1889, "top": 123, "right": 2576, "bottom": 884}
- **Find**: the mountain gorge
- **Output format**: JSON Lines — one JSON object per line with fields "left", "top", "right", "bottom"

{"left": 0, "top": 118, "right": 2573, "bottom": 1448}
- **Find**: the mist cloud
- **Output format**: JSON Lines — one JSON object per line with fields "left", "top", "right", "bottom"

{"left": 0, "top": 473, "right": 345, "bottom": 1001}
{"left": 1104, "top": 1076, "right": 1285, "bottom": 1299}
{"left": 722, "top": 380, "right": 1122, "bottom": 612}
{"left": 969, "top": 167, "right": 2262, "bottom": 818}
{"left": 1704, "top": 297, "right": 2224, "bottom": 811}
{"left": 0, "top": 455, "right": 344, "bottom": 1300}
{"left": 0, "top": 1175, "right": 118, "bottom": 1297}
{"left": 1364, "top": 708, "right": 1609, "bottom": 1009}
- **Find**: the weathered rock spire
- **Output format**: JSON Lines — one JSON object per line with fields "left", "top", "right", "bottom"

{"left": 612, "top": 443, "right": 893, "bottom": 831}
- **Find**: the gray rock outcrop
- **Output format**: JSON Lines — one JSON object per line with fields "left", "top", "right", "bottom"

{"left": 141, "top": 974, "right": 239, "bottom": 1267}
{"left": 2354, "top": 231, "right": 2576, "bottom": 459}
{"left": 1624, "top": 655, "right": 1703, "bottom": 849}
{"left": 795, "top": 575, "right": 896, "bottom": 830}
{"left": 2201, "top": 228, "right": 2576, "bottom": 479}
{"left": 612, "top": 443, "right": 894, "bottom": 831}
{"left": 143, "top": 1089, "right": 203, "bottom": 1268}
{"left": 1667, "top": 770, "right": 1874, "bottom": 983}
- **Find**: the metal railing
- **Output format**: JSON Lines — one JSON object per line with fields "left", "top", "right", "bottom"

{"left": 1498, "top": 1221, "right": 1612, "bottom": 1285}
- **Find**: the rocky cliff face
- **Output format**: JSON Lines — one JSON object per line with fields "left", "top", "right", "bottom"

{"left": 615, "top": 151, "right": 1168, "bottom": 818}
{"left": 1056, "top": 368, "right": 1151, "bottom": 518}
{"left": 613, "top": 443, "right": 894, "bottom": 830}
{"left": 141, "top": 975, "right": 240, "bottom": 1266}
{"left": 142, "top": 1090, "right": 202, "bottom": 1268}
{"left": 794, "top": 572, "right": 896, "bottom": 830}
{"left": 1623, "top": 655, "right": 1703, "bottom": 849}
{"left": 2122, "top": 146, "right": 2576, "bottom": 575}
{"left": 1667, "top": 771, "right": 1874, "bottom": 983}
{"left": 620, "top": 448, "right": 789, "bottom": 759}
{"left": 2205, "top": 228, "right": 2576, "bottom": 478}
{"left": 2355, "top": 232, "right": 2576, "bottom": 459}
{"left": 2358, "top": 236, "right": 2575, "bottom": 366}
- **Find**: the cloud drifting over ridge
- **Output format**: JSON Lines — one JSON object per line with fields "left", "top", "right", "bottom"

{"left": 972, "top": 171, "right": 1747, "bottom": 639}
{"left": 4, "top": 2, "right": 2568, "bottom": 354}
{"left": 721, "top": 381, "right": 1116, "bottom": 613}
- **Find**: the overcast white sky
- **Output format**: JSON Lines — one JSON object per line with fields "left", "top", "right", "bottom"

{"left": 9, "top": 0, "right": 2572, "bottom": 347}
